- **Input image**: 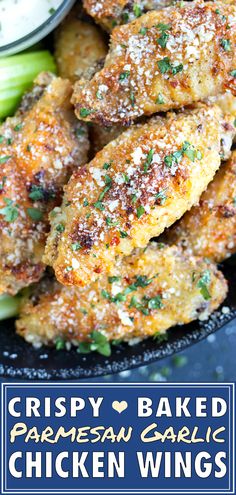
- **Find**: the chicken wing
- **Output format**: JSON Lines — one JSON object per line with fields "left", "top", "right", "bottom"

{"left": 17, "top": 244, "right": 227, "bottom": 347}
{"left": 73, "top": 1, "right": 236, "bottom": 125}
{"left": 164, "top": 151, "right": 236, "bottom": 262}
{"left": 83, "top": 0, "right": 172, "bottom": 32}
{"left": 208, "top": 92, "right": 236, "bottom": 121}
{"left": 43, "top": 103, "right": 235, "bottom": 287}
{"left": 0, "top": 73, "right": 89, "bottom": 295}
{"left": 55, "top": 8, "right": 107, "bottom": 83}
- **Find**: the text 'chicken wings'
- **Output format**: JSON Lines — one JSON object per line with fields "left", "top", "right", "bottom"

{"left": 0, "top": 73, "right": 89, "bottom": 295}
{"left": 73, "top": 1, "right": 236, "bottom": 125}
{"left": 17, "top": 244, "right": 227, "bottom": 347}
{"left": 44, "top": 104, "right": 235, "bottom": 288}
{"left": 165, "top": 150, "right": 236, "bottom": 262}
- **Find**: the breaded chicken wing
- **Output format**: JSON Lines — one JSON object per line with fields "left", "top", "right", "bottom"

{"left": 73, "top": 1, "right": 236, "bottom": 126}
{"left": 55, "top": 9, "right": 107, "bottom": 83}
{"left": 44, "top": 104, "right": 235, "bottom": 288}
{"left": 17, "top": 244, "right": 227, "bottom": 346}
{"left": 0, "top": 73, "right": 89, "bottom": 295}
{"left": 83, "top": 0, "right": 172, "bottom": 32}
{"left": 208, "top": 92, "right": 236, "bottom": 121}
{"left": 164, "top": 151, "right": 236, "bottom": 262}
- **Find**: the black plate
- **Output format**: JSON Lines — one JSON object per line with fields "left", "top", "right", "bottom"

{"left": 0, "top": 257, "right": 236, "bottom": 380}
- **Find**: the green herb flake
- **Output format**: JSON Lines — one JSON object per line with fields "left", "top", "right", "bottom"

{"left": 80, "top": 108, "right": 92, "bottom": 118}
{"left": 71, "top": 242, "right": 82, "bottom": 251}
{"left": 29, "top": 185, "right": 44, "bottom": 201}
{"left": 139, "top": 27, "right": 147, "bottom": 35}
{"left": 27, "top": 207, "right": 43, "bottom": 221}
{"left": 143, "top": 149, "right": 154, "bottom": 173}
{"left": 155, "top": 188, "right": 168, "bottom": 204}
{"left": 14, "top": 123, "right": 23, "bottom": 132}
{"left": 156, "top": 93, "right": 164, "bottom": 104}
{"left": 136, "top": 205, "right": 145, "bottom": 218}
{"left": 83, "top": 199, "right": 89, "bottom": 207}
{"left": 93, "top": 201, "right": 105, "bottom": 211}
{"left": 119, "top": 230, "right": 128, "bottom": 238}
{"left": 220, "top": 38, "right": 231, "bottom": 51}
{"left": 96, "top": 91, "right": 103, "bottom": 100}
{"left": 0, "top": 155, "right": 11, "bottom": 164}
{"left": 197, "top": 270, "right": 211, "bottom": 300}
{"left": 49, "top": 7, "right": 56, "bottom": 14}
{"left": 133, "top": 4, "right": 142, "bottom": 17}
{"left": 157, "top": 57, "right": 171, "bottom": 74}
{"left": 157, "top": 31, "right": 169, "bottom": 48}
{"left": 230, "top": 69, "right": 236, "bottom": 77}
{"left": 55, "top": 337, "right": 65, "bottom": 350}
{"left": 103, "top": 162, "right": 111, "bottom": 170}
{"left": 130, "top": 91, "right": 136, "bottom": 107}
{"left": 119, "top": 71, "right": 130, "bottom": 81}
{"left": 0, "top": 198, "right": 19, "bottom": 223}
{"left": 108, "top": 276, "right": 121, "bottom": 283}
{"left": 56, "top": 223, "right": 65, "bottom": 233}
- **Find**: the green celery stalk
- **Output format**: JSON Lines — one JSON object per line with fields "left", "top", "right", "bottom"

{"left": 0, "top": 51, "right": 56, "bottom": 118}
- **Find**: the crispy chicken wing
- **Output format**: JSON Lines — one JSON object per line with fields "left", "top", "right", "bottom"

{"left": 83, "top": 0, "right": 172, "bottom": 32}
{"left": 44, "top": 104, "right": 235, "bottom": 287}
{"left": 55, "top": 9, "right": 107, "bottom": 83}
{"left": 73, "top": 1, "right": 236, "bottom": 126}
{"left": 0, "top": 73, "right": 89, "bottom": 295}
{"left": 17, "top": 244, "right": 227, "bottom": 346}
{"left": 164, "top": 151, "right": 236, "bottom": 262}
{"left": 208, "top": 92, "right": 236, "bottom": 121}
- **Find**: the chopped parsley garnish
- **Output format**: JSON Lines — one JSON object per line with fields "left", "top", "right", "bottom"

{"left": 234, "top": 118, "right": 236, "bottom": 128}
{"left": 83, "top": 199, "right": 89, "bottom": 206}
{"left": 155, "top": 188, "right": 168, "bottom": 204}
{"left": 55, "top": 337, "right": 65, "bottom": 350}
{"left": 120, "top": 230, "right": 128, "bottom": 238}
{"left": 140, "top": 27, "right": 147, "bottom": 35}
{"left": 133, "top": 4, "right": 142, "bottom": 17}
{"left": 119, "top": 71, "right": 130, "bottom": 81}
{"left": 132, "top": 194, "right": 138, "bottom": 203}
{"left": 71, "top": 242, "right": 82, "bottom": 251}
{"left": 136, "top": 205, "right": 145, "bottom": 218}
{"left": 153, "top": 332, "right": 168, "bottom": 343}
{"left": 0, "top": 198, "right": 19, "bottom": 222}
{"left": 197, "top": 270, "right": 211, "bottom": 300}
{"left": 78, "top": 331, "right": 111, "bottom": 357}
{"left": 80, "top": 108, "right": 92, "bottom": 118}
{"left": 27, "top": 207, "right": 43, "bottom": 221}
{"left": 103, "top": 161, "right": 112, "bottom": 170}
{"left": 93, "top": 201, "right": 105, "bottom": 211}
{"left": 220, "top": 39, "right": 231, "bottom": 51}
{"left": 164, "top": 142, "right": 202, "bottom": 168}
{"left": 233, "top": 197, "right": 236, "bottom": 206}
{"left": 29, "top": 185, "right": 44, "bottom": 201}
{"left": 130, "top": 294, "right": 163, "bottom": 315}
{"left": 157, "top": 32, "right": 169, "bottom": 49}
{"left": 106, "top": 217, "right": 119, "bottom": 227}
{"left": 157, "top": 57, "right": 171, "bottom": 74}
{"left": 157, "top": 57, "right": 183, "bottom": 75}
{"left": 230, "top": 70, "right": 236, "bottom": 77}
{"left": 143, "top": 149, "right": 154, "bottom": 173}
{"left": 14, "top": 123, "right": 23, "bottom": 131}
{"left": 0, "top": 135, "right": 4, "bottom": 143}
{"left": 49, "top": 7, "right": 56, "bottom": 15}
{"left": 108, "top": 276, "right": 121, "bottom": 283}
{"left": 156, "top": 93, "right": 164, "bottom": 104}
{"left": 0, "top": 155, "right": 11, "bottom": 164}
{"left": 56, "top": 223, "right": 65, "bottom": 233}
{"left": 102, "top": 274, "right": 157, "bottom": 304}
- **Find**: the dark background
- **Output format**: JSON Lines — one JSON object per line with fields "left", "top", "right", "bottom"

{"left": 0, "top": 319, "right": 235, "bottom": 384}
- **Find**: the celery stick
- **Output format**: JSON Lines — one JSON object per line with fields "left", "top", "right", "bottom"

{"left": 0, "top": 51, "right": 56, "bottom": 118}
{"left": 0, "top": 294, "right": 21, "bottom": 320}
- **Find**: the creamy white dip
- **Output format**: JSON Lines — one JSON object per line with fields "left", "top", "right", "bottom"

{"left": 0, "top": 0, "right": 63, "bottom": 47}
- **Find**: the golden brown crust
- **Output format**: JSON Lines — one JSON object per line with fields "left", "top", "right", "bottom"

{"left": 43, "top": 104, "right": 235, "bottom": 288}
{"left": 164, "top": 151, "right": 236, "bottom": 262}
{"left": 17, "top": 244, "right": 227, "bottom": 346}
{"left": 55, "top": 11, "right": 107, "bottom": 83}
{"left": 0, "top": 74, "right": 89, "bottom": 295}
{"left": 73, "top": 1, "right": 236, "bottom": 125}
{"left": 83, "top": 0, "right": 172, "bottom": 31}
